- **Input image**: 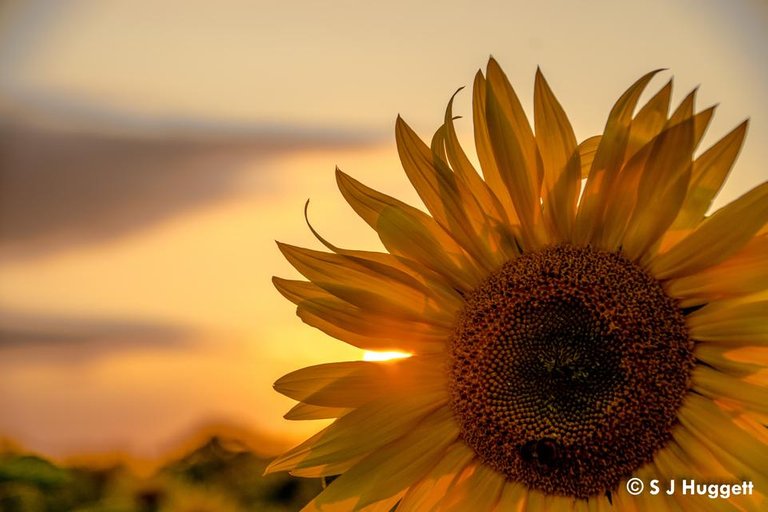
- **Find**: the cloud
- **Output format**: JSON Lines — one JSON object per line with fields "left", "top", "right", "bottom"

{"left": 0, "top": 1, "right": 381, "bottom": 260}
{"left": 0, "top": 119, "right": 380, "bottom": 260}
{"left": 0, "top": 311, "right": 192, "bottom": 361}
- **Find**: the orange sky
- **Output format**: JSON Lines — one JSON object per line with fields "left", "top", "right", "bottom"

{"left": 0, "top": 0, "right": 766, "bottom": 461}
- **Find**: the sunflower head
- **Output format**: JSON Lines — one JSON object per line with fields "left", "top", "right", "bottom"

{"left": 450, "top": 244, "right": 695, "bottom": 498}
{"left": 270, "top": 59, "right": 768, "bottom": 511}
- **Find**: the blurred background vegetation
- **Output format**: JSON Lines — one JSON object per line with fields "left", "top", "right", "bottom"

{"left": 0, "top": 434, "right": 322, "bottom": 512}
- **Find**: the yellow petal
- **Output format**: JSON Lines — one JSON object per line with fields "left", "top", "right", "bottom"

{"left": 274, "top": 274, "right": 452, "bottom": 321}
{"left": 609, "top": 486, "right": 641, "bottom": 512}
{"left": 673, "top": 121, "right": 748, "bottom": 228}
{"left": 666, "top": 89, "right": 717, "bottom": 151}
{"left": 274, "top": 361, "right": 393, "bottom": 406}
{"left": 284, "top": 403, "right": 350, "bottom": 421}
{"left": 649, "top": 182, "right": 768, "bottom": 279}
{"left": 397, "top": 116, "right": 492, "bottom": 267}
{"left": 598, "top": 109, "right": 710, "bottom": 253}
{"left": 442, "top": 90, "right": 510, "bottom": 225}
{"left": 622, "top": 463, "right": 671, "bottom": 512}
{"left": 672, "top": 427, "right": 734, "bottom": 481}
{"left": 282, "top": 237, "right": 464, "bottom": 307}
{"left": 528, "top": 491, "right": 579, "bottom": 511}
{"left": 440, "top": 462, "right": 505, "bottom": 511}
{"left": 680, "top": 98, "right": 717, "bottom": 147}
{"left": 621, "top": 110, "right": 714, "bottom": 260}
{"left": 577, "top": 136, "right": 601, "bottom": 179}
{"left": 431, "top": 127, "right": 505, "bottom": 265}
{"left": 574, "top": 70, "right": 662, "bottom": 244}
{"left": 398, "top": 442, "right": 475, "bottom": 512}
{"left": 376, "top": 204, "right": 487, "bottom": 290}
{"left": 669, "top": 87, "right": 694, "bottom": 121}
{"left": 310, "top": 406, "right": 459, "bottom": 511}
{"left": 694, "top": 344, "right": 765, "bottom": 377}
{"left": 665, "top": 430, "right": 731, "bottom": 479}
{"left": 486, "top": 58, "right": 538, "bottom": 170}
{"left": 265, "top": 389, "right": 446, "bottom": 475}
{"left": 274, "top": 356, "right": 445, "bottom": 408}
{"left": 298, "top": 301, "right": 446, "bottom": 352}
{"left": 277, "top": 243, "right": 456, "bottom": 324}
{"left": 586, "top": 495, "right": 611, "bottom": 512}
{"left": 534, "top": 68, "right": 580, "bottom": 239}
{"left": 301, "top": 491, "right": 402, "bottom": 512}
{"left": 624, "top": 79, "right": 672, "bottom": 159}
{"left": 274, "top": 278, "right": 450, "bottom": 353}
{"left": 493, "top": 482, "right": 527, "bottom": 512}
{"left": 485, "top": 58, "right": 543, "bottom": 247}
{"left": 572, "top": 497, "right": 590, "bottom": 512}
{"left": 665, "top": 234, "right": 768, "bottom": 307}
{"left": 298, "top": 300, "right": 443, "bottom": 352}
{"left": 294, "top": 218, "right": 463, "bottom": 306}
{"left": 336, "top": 169, "right": 483, "bottom": 290}
{"left": 596, "top": 133, "right": 653, "bottom": 249}
{"left": 678, "top": 394, "right": 768, "bottom": 489}
{"left": 692, "top": 365, "right": 768, "bottom": 415}
{"left": 687, "top": 300, "right": 768, "bottom": 344}
{"left": 472, "top": 70, "right": 519, "bottom": 224}
{"left": 650, "top": 453, "right": 726, "bottom": 512}
{"left": 435, "top": 94, "right": 517, "bottom": 266}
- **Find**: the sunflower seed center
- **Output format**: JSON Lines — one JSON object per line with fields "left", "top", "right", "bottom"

{"left": 448, "top": 244, "right": 694, "bottom": 498}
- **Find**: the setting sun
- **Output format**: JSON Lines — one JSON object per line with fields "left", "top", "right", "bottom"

{"left": 362, "top": 351, "right": 412, "bottom": 362}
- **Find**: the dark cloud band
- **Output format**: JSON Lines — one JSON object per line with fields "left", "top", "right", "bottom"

{"left": 0, "top": 122, "right": 380, "bottom": 260}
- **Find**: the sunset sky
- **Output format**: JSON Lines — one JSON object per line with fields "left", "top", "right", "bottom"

{"left": 0, "top": 0, "right": 766, "bottom": 463}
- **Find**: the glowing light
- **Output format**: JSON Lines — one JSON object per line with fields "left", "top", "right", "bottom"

{"left": 362, "top": 351, "right": 412, "bottom": 362}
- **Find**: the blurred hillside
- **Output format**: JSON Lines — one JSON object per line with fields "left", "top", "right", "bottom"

{"left": 0, "top": 435, "right": 322, "bottom": 512}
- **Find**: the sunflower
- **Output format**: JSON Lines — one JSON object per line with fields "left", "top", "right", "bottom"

{"left": 267, "top": 58, "right": 768, "bottom": 511}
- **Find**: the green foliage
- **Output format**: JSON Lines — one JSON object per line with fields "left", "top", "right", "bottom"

{"left": 0, "top": 438, "right": 323, "bottom": 512}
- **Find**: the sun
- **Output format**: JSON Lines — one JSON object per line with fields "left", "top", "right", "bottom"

{"left": 362, "top": 351, "right": 412, "bottom": 362}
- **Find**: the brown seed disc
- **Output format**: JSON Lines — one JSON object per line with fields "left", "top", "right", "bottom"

{"left": 448, "top": 244, "right": 694, "bottom": 498}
